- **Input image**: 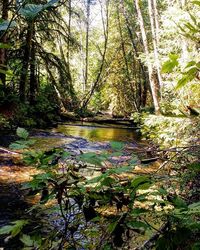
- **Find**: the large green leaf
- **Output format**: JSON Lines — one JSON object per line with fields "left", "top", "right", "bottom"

{"left": 16, "top": 127, "right": 29, "bottom": 139}
{"left": 19, "top": 0, "right": 58, "bottom": 20}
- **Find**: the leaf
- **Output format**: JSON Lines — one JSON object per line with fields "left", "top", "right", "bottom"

{"left": 0, "top": 68, "right": 13, "bottom": 76}
{"left": 187, "top": 162, "right": 200, "bottom": 171}
{"left": 158, "top": 188, "right": 168, "bottom": 195}
{"left": 61, "top": 151, "right": 71, "bottom": 159}
{"left": 0, "top": 225, "right": 14, "bottom": 235}
{"left": 185, "top": 61, "right": 196, "bottom": 68}
{"left": 100, "top": 176, "right": 116, "bottom": 187}
{"left": 9, "top": 142, "right": 29, "bottom": 150}
{"left": 192, "top": 242, "right": 200, "bottom": 250}
{"left": 162, "top": 54, "right": 179, "bottom": 73}
{"left": 19, "top": 0, "right": 58, "bottom": 20}
{"left": 110, "top": 141, "right": 124, "bottom": 150}
{"left": 171, "top": 196, "right": 187, "bottom": 209}
{"left": 78, "top": 152, "right": 106, "bottom": 166}
{"left": 188, "top": 201, "right": 200, "bottom": 211}
{"left": 0, "top": 20, "right": 16, "bottom": 31}
{"left": 192, "top": 1, "right": 200, "bottom": 6}
{"left": 20, "top": 234, "right": 34, "bottom": 247}
{"left": 189, "top": 13, "right": 197, "bottom": 25}
{"left": 126, "top": 221, "right": 149, "bottom": 230}
{"left": 0, "top": 220, "right": 28, "bottom": 237}
{"left": 131, "top": 176, "right": 151, "bottom": 190}
{"left": 129, "top": 156, "right": 138, "bottom": 165}
{"left": 86, "top": 173, "right": 108, "bottom": 184}
{"left": 16, "top": 127, "right": 29, "bottom": 140}
{"left": 0, "top": 43, "right": 11, "bottom": 49}
{"left": 176, "top": 68, "right": 196, "bottom": 89}
{"left": 107, "top": 220, "right": 118, "bottom": 233}
{"left": 107, "top": 166, "right": 133, "bottom": 175}
{"left": 131, "top": 208, "right": 147, "bottom": 216}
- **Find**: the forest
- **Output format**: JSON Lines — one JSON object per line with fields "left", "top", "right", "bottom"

{"left": 0, "top": 0, "right": 199, "bottom": 249}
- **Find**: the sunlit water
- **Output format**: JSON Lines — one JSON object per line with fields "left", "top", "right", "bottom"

{"left": 53, "top": 123, "right": 139, "bottom": 142}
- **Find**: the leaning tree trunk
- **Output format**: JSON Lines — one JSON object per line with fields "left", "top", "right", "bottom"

{"left": 81, "top": 0, "right": 110, "bottom": 110}
{"left": 19, "top": 21, "right": 34, "bottom": 102}
{"left": 134, "top": 0, "right": 160, "bottom": 114}
{"left": 0, "top": 0, "right": 9, "bottom": 89}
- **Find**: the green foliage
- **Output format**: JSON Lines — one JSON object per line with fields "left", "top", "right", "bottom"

{"left": 0, "top": 42, "right": 11, "bottom": 49}
{"left": 162, "top": 54, "right": 179, "bottom": 73}
{"left": 140, "top": 114, "right": 199, "bottom": 148}
{"left": 1, "top": 126, "right": 200, "bottom": 249}
{"left": 0, "top": 220, "right": 28, "bottom": 237}
{"left": 78, "top": 152, "right": 108, "bottom": 166}
{"left": 0, "top": 114, "right": 10, "bottom": 129}
{"left": 193, "top": 0, "right": 200, "bottom": 6}
{"left": 16, "top": 127, "right": 29, "bottom": 140}
{"left": 110, "top": 141, "right": 124, "bottom": 151}
{"left": 176, "top": 63, "right": 200, "bottom": 89}
{"left": 9, "top": 127, "right": 35, "bottom": 150}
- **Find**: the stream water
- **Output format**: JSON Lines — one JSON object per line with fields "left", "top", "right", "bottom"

{"left": 0, "top": 122, "right": 150, "bottom": 248}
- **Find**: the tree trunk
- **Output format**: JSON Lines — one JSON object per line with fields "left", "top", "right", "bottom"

{"left": 120, "top": 0, "right": 148, "bottom": 109}
{"left": 81, "top": 0, "right": 110, "bottom": 110}
{"left": 67, "top": 0, "right": 71, "bottom": 65}
{"left": 29, "top": 40, "right": 37, "bottom": 105}
{"left": 84, "top": 0, "right": 90, "bottom": 91}
{"left": 134, "top": 0, "right": 160, "bottom": 114}
{"left": 116, "top": 1, "right": 139, "bottom": 112}
{"left": 180, "top": 0, "right": 188, "bottom": 64}
{"left": 0, "top": 0, "right": 9, "bottom": 89}
{"left": 19, "top": 21, "right": 34, "bottom": 102}
{"left": 148, "top": 0, "right": 162, "bottom": 88}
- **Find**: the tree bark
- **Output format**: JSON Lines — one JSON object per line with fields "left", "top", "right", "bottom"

{"left": 0, "top": 0, "right": 9, "bottom": 89}
{"left": 120, "top": 0, "right": 148, "bottom": 109}
{"left": 29, "top": 40, "right": 38, "bottom": 105}
{"left": 67, "top": 0, "right": 72, "bottom": 65}
{"left": 81, "top": 0, "right": 110, "bottom": 110}
{"left": 148, "top": 0, "right": 162, "bottom": 88}
{"left": 116, "top": 1, "right": 139, "bottom": 112}
{"left": 84, "top": 0, "right": 91, "bottom": 91}
{"left": 19, "top": 21, "right": 34, "bottom": 102}
{"left": 134, "top": 0, "right": 160, "bottom": 114}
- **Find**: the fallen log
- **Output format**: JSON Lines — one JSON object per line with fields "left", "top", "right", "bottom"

{"left": 0, "top": 147, "right": 19, "bottom": 155}
{"left": 141, "top": 157, "right": 159, "bottom": 164}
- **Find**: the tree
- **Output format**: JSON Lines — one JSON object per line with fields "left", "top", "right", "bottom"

{"left": 0, "top": 0, "right": 9, "bottom": 89}
{"left": 134, "top": 0, "right": 161, "bottom": 114}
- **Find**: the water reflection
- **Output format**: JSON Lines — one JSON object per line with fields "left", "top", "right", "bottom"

{"left": 55, "top": 124, "right": 139, "bottom": 142}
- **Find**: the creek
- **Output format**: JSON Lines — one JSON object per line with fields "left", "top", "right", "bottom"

{"left": 0, "top": 121, "right": 156, "bottom": 248}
